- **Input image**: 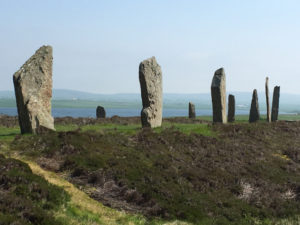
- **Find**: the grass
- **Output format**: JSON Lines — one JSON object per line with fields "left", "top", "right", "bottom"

{"left": 154, "top": 123, "right": 215, "bottom": 136}
{"left": 8, "top": 155, "right": 192, "bottom": 225}
{"left": 199, "top": 114, "right": 300, "bottom": 122}
{"left": 56, "top": 123, "right": 141, "bottom": 135}
{"left": 0, "top": 155, "right": 70, "bottom": 225}
{"left": 1, "top": 113, "right": 300, "bottom": 141}
{"left": 20, "top": 157, "right": 133, "bottom": 225}
{"left": 55, "top": 122, "right": 215, "bottom": 137}
{"left": 2, "top": 116, "right": 300, "bottom": 224}
{"left": 9, "top": 121, "right": 300, "bottom": 224}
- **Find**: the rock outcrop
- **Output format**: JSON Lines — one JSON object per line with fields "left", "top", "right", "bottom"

{"left": 249, "top": 89, "right": 260, "bottom": 123}
{"left": 139, "top": 57, "right": 163, "bottom": 128}
{"left": 228, "top": 94, "right": 235, "bottom": 122}
{"left": 96, "top": 106, "right": 106, "bottom": 118}
{"left": 211, "top": 68, "right": 226, "bottom": 123}
{"left": 271, "top": 86, "right": 280, "bottom": 122}
{"left": 13, "top": 45, "right": 55, "bottom": 134}
{"left": 265, "top": 77, "right": 271, "bottom": 122}
{"left": 189, "top": 102, "right": 196, "bottom": 119}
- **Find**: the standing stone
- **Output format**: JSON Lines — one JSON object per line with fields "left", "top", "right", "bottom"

{"left": 189, "top": 102, "right": 196, "bottom": 119}
{"left": 211, "top": 68, "right": 226, "bottom": 123}
{"left": 96, "top": 106, "right": 106, "bottom": 118}
{"left": 265, "top": 77, "right": 271, "bottom": 122}
{"left": 13, "top": 45, "right": 55, "bottom": 134}
{"left": 249, "top": 89, "right": 260, "bottom": 123}
{"left": 227, "top": 94, "right": 235, "bottom": 122}
{"left": 139, "top": 57, "right": 163, "bottom": 128}
{"left": 271, "top": 86, "right": 280, "bottom": 122}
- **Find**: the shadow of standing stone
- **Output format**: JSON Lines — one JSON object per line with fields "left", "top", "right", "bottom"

{"left": 211, "top": 68, "right": 226, "bottom": 123}
{"left": 228, "top": 94, "right": 235, "bottom": 122}
{"left": 13, "top": 45, "right": 55, "bottom": 134}
{"left": 249, "top": 89, "right": 260, "bottom": 123}
{"left": 189, "top": 102, "right": 196, "bottom": 119}
{"left": 139, "top": 57, "right": 163, "bottom": 128}
{"left": 271, "top": 86, "right": 280, "bottom": 122}
{"left": 96, "top": 106, "right": 106, "bottom": 118}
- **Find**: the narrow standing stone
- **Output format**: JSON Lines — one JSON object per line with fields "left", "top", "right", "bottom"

{"left": 96, "top": 106, "right": 106, "bottom": 118}
{"left": 249, "top": 89, "right": 260, "bottom": 123}
{"left": 189, "top": 102, "right": 196, "bottom": 119}
{"left": 13, "top": 45, "right": 55, "bottom": 134}
{"left": 227, "top": 94, "right": 235, "bottom": 122}
{"left": 211, "top": 68, "right": 226, "bottom": 123}
{"left": 139, "top": 57, "right": 163, "bottom": 128}
{"left": 271, "top": 86, "right": 280, "bottom": 122}
{"left": 265, "top": 77, "right": 271, "bottom": 122}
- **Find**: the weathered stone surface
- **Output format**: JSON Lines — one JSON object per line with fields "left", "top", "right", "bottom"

{"left": 265, "top": 77, "right": 271, "bottom": 122}
{"left": 211, "top": 68, "right": 226, "bottom": 123}
{"left": 227, "top": 94, "right": 235, "bottom": 122}
{"left": 13, "top": 45, "right": 55, "bottom": 134}
{"left": 271, "top": 86, "right": 280, "bottom": 122}
{"left": 139, "top": 57, "right": 163, "bottom": 128}
{"left": 249, "top": 89, "right": 260, "bottom": 123}
{"left": 96, "top": 106, "right": 106, "bottom": 118}
{"left": 188, "top": 102, "right": 196, "bottom": 119}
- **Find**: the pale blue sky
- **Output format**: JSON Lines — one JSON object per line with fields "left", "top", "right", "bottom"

{"left": 0, "top": 0, "right": 299, "bottom": 94}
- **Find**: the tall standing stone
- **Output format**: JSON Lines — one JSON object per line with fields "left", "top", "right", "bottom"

{"left": 265, "top": 77, "right": 271, "bottom": 122}
{"left": 249, "top": 89, "right": 260, "bottom": 123}
{"left": 96, "top": 106, "right": 106, "bottom": 118}
{"left": 211, "top": 68, "right": 226, "bottom": 123}
{"left": 227, "top": 94, "right": 235, "bottom": 122}
{"left": 189, "top": 102, "right": 196, "bottom": 119}
{"left": 13, "top": 45, "right": 55, "bottom": 134}
{"left": 271, "top": 86, "right": 280, "bottom": 122}
{"left": 139, "top": 57, "right": 163, "bottom": 128}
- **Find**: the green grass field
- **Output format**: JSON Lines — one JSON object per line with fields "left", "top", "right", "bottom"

{"left": 1, "top": 114, "right": 300, "bottom": 140}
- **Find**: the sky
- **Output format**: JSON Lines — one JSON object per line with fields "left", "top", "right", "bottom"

{"left": 0, "top": 0, "right": 299, "bottom": 94}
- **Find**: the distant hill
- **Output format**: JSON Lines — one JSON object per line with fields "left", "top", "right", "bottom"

{"left": 1, "top": 89, "right": 300, "bottom": 113}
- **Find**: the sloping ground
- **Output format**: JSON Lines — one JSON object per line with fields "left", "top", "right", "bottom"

{"left": 0, "top": 151, "right": 190, "bottom": 225}
{"left": 4, "top": 119, "right": 300, "bottom": 225}
{"left": 0, "top": 154, "right": 69, "bottom": 225}
{"left": 17, "top": 157, "right": 190, "bottom": 225}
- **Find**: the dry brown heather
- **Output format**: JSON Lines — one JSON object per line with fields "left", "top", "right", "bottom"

{"left": 3, "top": 116, "right": 300, "bottom": 225}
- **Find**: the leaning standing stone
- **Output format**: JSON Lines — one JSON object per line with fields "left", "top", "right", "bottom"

{"left": 227, "top": 94, "right": 235, "bottom": 122}
{"left": 189, "top": 102, "right": 196, "bottom": 119}
{"left": 265, "top": 77, "right": 271, "bottom": 122}
{"left": 96, "top": 106, "right": 106, "bottom": 118}
{"left": 211, "top": 68, "right": 226, "bottom": 123}
{"left": 249, "top": 89, "right": 260, "bottom": 123}
{"left": 139, "top": 57, "right": 163, "bottom": 128}
{"left": 13, "top": 45, "right": 55, "bottom": 134}
{"left": 271, "top": 86, "right": 280, "bottom": 122}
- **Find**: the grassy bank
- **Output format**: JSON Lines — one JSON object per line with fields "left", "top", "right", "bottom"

{"left": 0, "top": 155, "right": 69, "bottom": 225}
{"left": 1, "top": 117, "right": 300, "bottom": 224}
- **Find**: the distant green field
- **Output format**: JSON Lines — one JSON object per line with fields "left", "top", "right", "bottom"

{"left": 200, "top": 114, "right": 300, "bottom": 121}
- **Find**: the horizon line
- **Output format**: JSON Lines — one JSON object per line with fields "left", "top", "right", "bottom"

{"left": 0, "top": 88, "right": 298, "bottom": 96}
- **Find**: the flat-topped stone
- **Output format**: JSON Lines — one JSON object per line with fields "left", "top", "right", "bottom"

{"left": 189, "top": 102, "right": 196, "bottom": 119}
